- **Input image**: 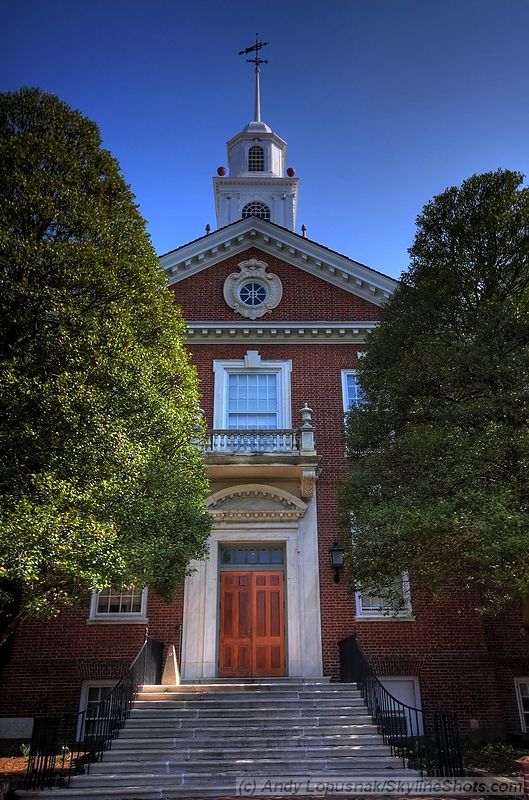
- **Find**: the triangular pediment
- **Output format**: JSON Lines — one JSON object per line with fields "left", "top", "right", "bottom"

{"left": 160, "top": 217, "right": 396, "bottom": 307}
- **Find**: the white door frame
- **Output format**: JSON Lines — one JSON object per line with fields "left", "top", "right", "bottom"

{"left": 181, "top": 491, "right": 323, "bottom": 680}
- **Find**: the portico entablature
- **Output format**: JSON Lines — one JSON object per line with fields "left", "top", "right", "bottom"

{"left": 205, "top": 483, "right": 308, "bottom": 521}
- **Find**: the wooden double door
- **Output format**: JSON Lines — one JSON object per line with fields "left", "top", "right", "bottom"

{"left": 219, "top": 571, "right": 285, "bottom": 678}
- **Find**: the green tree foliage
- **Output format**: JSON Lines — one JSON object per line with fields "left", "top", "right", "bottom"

{"left": 341, "top": 169, "right": 529, "bottom": 611}
{"left": 0, "top": 88, "right": 212, "bottom": 643}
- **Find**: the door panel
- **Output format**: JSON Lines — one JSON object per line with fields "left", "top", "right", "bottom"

{"left": 220, "top": 573, "right": 251, "bottom": 677}
{"left": 219, "top": 571, "right": 285, "bottom": 678}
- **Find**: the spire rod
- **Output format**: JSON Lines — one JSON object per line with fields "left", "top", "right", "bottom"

{"left": 238, "top": 34, "right": 268, "bottom": 122}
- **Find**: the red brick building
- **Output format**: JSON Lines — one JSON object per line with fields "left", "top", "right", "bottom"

{"left": 1, "top": 82, "right": 528, "bottom": 747}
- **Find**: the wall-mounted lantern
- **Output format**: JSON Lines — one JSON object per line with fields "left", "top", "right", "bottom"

{"left": 329, "top": 542, "right": 345, "bottom": 584}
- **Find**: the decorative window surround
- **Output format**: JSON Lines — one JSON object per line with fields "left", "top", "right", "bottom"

{"left": 88, "top": 586, "right": 148, "bottom": 623}
{"left": 355, "top": 573, "right": 413, "bottom": 620}
{"left": 223, "top": 259, "right": 282, "bottom": 319}
{"left": 213, "top": 351, "right": 292, "bottom": 429}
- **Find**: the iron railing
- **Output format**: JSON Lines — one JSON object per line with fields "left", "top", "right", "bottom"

{"left": 22, "top": 634, "right": 163, "bottom": 791}
{"left": 206, "top": 429, "right": 300, "bottom": 454}
{"left": 339, "top": 634, "right": 465, "bottom": 776}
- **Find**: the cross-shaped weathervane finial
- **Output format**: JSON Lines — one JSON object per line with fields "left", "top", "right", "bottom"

{"left": 238, "top": 33, "right": 269, "bottom": 66}
{"left": 238, "top": 34, "right": 269, "bottom": 123}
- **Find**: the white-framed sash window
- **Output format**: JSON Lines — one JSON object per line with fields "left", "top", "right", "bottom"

{"left": 341, "top": 369, "right": 365, "bottom": 411}
{"left": 227, "top": 372, "right": 278, "bottom": 429}
{"left": 89, "top": 586, "right": 147, "bottom": 620}
{"left": 213, "top": 351, "right": 292, "bottom": 430}
{"left": 355, "top": 573, "right": 413, "bottom": 619}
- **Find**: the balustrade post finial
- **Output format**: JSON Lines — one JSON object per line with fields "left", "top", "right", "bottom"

{"left": 299, "top": 403, "right": 314, "bottom": 429}
{"left": 299, "top": 403, "right": 316, "bottom": 457}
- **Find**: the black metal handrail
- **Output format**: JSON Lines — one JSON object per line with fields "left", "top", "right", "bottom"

{"left": 22, "top": 634, "right": 163, "bottom": 791}
{"left": 339, "top": 634, "right": 465, "bottom": 777}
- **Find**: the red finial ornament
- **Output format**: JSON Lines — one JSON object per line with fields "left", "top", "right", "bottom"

{"left": 217, "top": 166, "right": 226, "bottom": 176}
{"left": 301, "top": 224, "right": 307, "bottom": 238}
{"left": 286, "top": 167, "right": 296, "bottom": 177}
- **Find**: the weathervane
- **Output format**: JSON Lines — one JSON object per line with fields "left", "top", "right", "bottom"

{"left": 239, "top": 34, "right": 269, "bottom": 123}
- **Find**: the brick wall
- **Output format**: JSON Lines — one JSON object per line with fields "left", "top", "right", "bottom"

{"left": 2, "top": 247, "right": 528, "bottom": 741}
{"left": 0, "top": 587, "right": 184, "bottom": 716}
{"left": 173, "top": 247, "right": 380, "bottom": 322}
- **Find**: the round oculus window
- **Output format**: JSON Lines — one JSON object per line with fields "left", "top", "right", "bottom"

{"left": 238, "top": 281, "right": 269, "bottom": 307}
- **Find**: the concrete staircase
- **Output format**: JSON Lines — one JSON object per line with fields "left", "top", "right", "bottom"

{"left": 25, "top": 681, "right": 419, "bottom": 799}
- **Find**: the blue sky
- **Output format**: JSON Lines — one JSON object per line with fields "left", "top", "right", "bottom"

{"left": 2, "top": 0, "right": 528, "bottom": 279}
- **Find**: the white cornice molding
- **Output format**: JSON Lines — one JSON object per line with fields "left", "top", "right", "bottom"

{"left": 160, "top": 218, "right": 396, "bottom": 307}
{"left": 185, "top": 320, "right": 377, "bottom": 344}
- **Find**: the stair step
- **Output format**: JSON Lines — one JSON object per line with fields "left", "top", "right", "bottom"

{"left": 133, "top": 696, "right": 364, "bottom": 707}
{"left": 19, "top": 682, "right": 420, "bottom": 799}
{"left": 104, "top": 742, "right": 390, "bottom": 758}
{"left": 52, "top": 763, "right": 412, "bottom": 787}
{"left": 118, "top": 723, "right": 377, "bottom": 738}
{"left": 17, "top": 769, "right": 420, "bottom": 800}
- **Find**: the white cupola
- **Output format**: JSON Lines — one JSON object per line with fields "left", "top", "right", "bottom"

{"left": 213, "top": 38, "right": 298, "bottom": 231}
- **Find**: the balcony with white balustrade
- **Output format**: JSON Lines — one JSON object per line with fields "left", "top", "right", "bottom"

{"left": 204, "top": 404, "right": 321, "bottom": 499}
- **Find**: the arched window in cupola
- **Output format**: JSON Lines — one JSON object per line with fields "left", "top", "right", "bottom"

{"left": 242, "top": 201, "right": 270, "bottom": 221}
{"left": 248, "top": 145, "right": 265, "bottom": 172}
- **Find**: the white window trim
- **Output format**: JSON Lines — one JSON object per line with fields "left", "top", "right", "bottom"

{"left": 77, "top": 681, "right": 117, "bottom": 741}
{"left": 341, "top": 366, "right": 365, "bottom": 412}
{"left": 355, "top": 573, "right": 413, "bottom": 620}
{"left": 515, "top": 678, "right": 529, "bottom": 732}
{"left": 89, "top": 587, "right": 148, "bottom": 622}
{"left": 213, "top": 352, "right": 292, "bottom": 429}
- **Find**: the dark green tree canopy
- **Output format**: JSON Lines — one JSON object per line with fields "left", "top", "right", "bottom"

{"left": 341, "top": 169, "right": 529, "bottom": 611}
{"left": 0, "top": 88, "right": 211, "bottom": 643}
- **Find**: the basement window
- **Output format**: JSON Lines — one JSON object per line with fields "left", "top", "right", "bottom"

{"left": 516, "top": 679, "right": 529, "bottom": 732}
{"left": 77, "top": 682, "right": 116, "bottom": 741}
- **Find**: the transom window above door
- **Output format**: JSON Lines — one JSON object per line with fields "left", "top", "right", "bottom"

{"left": 220, "top": 546, "right": 284, "bottom": 567}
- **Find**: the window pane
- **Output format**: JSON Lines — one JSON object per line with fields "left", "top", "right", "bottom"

{"left": 362, "top": 596, "right": 386, "bottom": 611}
{"left": 248, "top": 146, "right": 264, "bottom": 171}
{"left": 227, "top": 413, "right": 278, "bottom": 429}
{"left": 270, "top": 549, "right": 283, "bottom": 564}
{"left": 346, "top": 373, "right": 365, "bottom": 407}
{"left": 259, "top": 549, "right": 270, "bottom": 564}
{"left": 95, "top": 586, "right": 144, "bottom": 615}
{"left": 518, "top": 682, "right": 529, "bottom": 732}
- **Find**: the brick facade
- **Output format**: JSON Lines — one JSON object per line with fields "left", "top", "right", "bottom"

{"left": 1, "top": 241, "right": 528, "bottom": 744}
